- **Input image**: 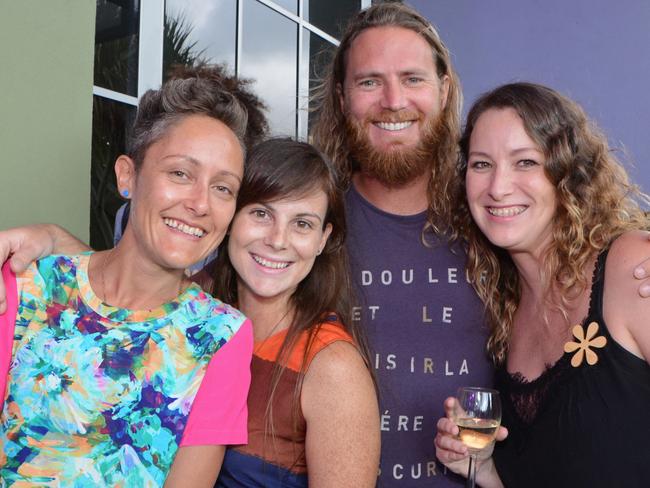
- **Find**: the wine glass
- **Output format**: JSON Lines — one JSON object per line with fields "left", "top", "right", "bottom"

{"left": 452, "top": 387, "right": 501, "bottom": 488}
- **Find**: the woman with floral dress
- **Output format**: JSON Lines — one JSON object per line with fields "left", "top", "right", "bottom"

{"left": 0, "top": 68, "right": 254, "bottom": 487}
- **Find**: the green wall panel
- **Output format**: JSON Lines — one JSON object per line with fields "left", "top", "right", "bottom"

{"left": 0, "top": 0, "right": 95, "bottom": 241}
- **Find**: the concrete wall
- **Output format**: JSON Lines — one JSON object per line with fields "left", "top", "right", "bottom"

{"left": 0, "top": 0, "right": 96, "bottom": 240}
{"left": 411, "top": 0, "right": 650, "bottom": 193}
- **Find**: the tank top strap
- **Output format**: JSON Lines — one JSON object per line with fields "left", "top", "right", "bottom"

{"left": 584, "top": 243, "right": 650, "bottom": 376}
{"left": 586, "top": 247, "right": 611, "bottom": 338}
{"left": 260, "top": 317, "right": 355, "bottom": 373}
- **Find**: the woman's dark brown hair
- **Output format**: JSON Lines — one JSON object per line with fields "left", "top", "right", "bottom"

{"left": 212, "top": 137, "right": 373, "bottom": 445}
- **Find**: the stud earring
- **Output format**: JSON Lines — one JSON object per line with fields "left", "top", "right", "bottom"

{"left": 121, "top": 189, "right": 129, "bottom": 198}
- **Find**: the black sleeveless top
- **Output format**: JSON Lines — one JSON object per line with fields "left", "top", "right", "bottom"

{"left": 493, "top": 249, "right": 650, "bottom": 487}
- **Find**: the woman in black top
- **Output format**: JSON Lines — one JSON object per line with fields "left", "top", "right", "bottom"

{"left": 435, "top": 82, "right": 650, "bottom": 487}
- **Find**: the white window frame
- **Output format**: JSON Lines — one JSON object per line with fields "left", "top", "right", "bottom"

{"left": 93, "top": 0, "right": 366, "bottom": 137}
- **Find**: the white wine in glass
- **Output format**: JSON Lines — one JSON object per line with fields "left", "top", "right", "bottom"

{"left": 456, "top": 417, "right": 500, "bottom": 451}
{"left": 453, "top": 387, "right": 502, "bottom": 488}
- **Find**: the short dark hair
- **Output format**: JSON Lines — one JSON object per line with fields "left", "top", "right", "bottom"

{"left": 166, "top": 64, "right": 269, "bottom": 149}
{"left": 127, "top": 65, "right": 263, "bottom": 170}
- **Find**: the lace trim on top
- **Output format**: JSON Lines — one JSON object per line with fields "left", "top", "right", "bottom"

{"left": 502, "top": 250, "right": 604, "bottom": 425}
{"left": 504, "top": 354, "right": 571, "bottom": 424}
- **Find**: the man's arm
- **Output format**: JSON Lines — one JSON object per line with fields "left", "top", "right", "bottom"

{"left": 0, "top": 224, "right": 89, "bottom": 313}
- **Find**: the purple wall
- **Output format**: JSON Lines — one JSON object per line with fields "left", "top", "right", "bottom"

{"left": 411, "top": 0, "right": 650, "bottom": 193}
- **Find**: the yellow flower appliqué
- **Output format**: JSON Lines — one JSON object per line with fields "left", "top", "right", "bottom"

{"left": 563, "top": 321, "right": 607, "bottom": 367}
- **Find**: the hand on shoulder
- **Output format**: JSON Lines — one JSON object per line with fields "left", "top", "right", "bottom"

{"left": 0, "top": 224, "right": 88, "bottom": 313}
{"left": 604, "top": 230, "right": 650, "bottom": 362}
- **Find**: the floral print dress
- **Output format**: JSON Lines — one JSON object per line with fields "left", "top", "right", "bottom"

{"left": 0, "top": 253, "right": 249, "bottom": 486}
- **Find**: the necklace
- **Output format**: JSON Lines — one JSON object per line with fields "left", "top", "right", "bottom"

{"left": 99, "top": 250, "right": 186, "bottom": 306}
{"left": 100, "top": 248, "right": 115, "bottom": 305}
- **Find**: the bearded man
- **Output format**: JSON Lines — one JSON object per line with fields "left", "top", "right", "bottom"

{"left": 311, "top": 4, "right": 492, "bottom": 486}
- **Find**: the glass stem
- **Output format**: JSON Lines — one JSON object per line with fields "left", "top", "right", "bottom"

{"left": 466, "top": 453, "right": 477, "bottom": 488}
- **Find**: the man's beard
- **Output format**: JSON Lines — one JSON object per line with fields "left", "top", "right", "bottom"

{"left": 344, "top": 110, "right": 445, "bottom": 187}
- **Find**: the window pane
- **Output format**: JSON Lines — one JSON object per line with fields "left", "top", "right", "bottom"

{"left": 90, "top": 96, "right": 136, "bottom": 250}
{"left": 164, "top": 0, "right": 236, "bottom": 77}
{"left": 301, "top": 29, "right": 337, "bottom": 135}
{"left": 271, "top": 0, "right": 298, "bottom": 15}
{"left": 303, "top": 0, "right": 359, "bottom": 39}
{"left": 94, "top": 0, "right": 140, "bottom": 96}
{"left": 241, "top": 0, "right": 298, "bottom": 136}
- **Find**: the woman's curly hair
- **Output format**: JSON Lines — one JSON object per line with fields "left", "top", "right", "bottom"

{"left": 452, "top": 82, "right": 649, "bottom": 364}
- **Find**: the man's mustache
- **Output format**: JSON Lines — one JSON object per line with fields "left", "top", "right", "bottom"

{"left": 367, "top": 110, "right": 421, "bottom": 124}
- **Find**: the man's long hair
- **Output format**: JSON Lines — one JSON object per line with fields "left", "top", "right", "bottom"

{"left": 310, "top": 2, "right": 462, "bottom": 232}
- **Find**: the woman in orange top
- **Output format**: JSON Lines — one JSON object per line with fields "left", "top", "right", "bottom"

{"left": 214, "top": 138, "right": 380, "bottom": 487}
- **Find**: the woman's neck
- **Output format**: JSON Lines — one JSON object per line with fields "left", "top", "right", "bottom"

{"left": 237, "top": 288, "right": 294, "bottom": 342}
{"left": 507, "top": 251, "right": 596, "bottom": 378}
{"left": 510, "top": 250, "right": 547, "bottom": 301}
{"left": 88, "top": 237, "right": 187, "bottom": 310}
{"left": 510, "top": 247, "right": 596, "bottom": 319}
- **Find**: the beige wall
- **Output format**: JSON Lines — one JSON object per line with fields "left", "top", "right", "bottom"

{"left": 0, "top": 1, "right": 95, "bottom": 241}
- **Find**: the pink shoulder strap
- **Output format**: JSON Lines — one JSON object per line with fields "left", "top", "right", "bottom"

{"left": 0, "top": 263, "right": 18, "bottom": 401}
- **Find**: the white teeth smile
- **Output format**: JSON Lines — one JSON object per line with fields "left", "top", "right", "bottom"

{"left": 252, "top": 254, "right": 290, "bottom": 270}
{"left": 375, "top": 121, "right": 413, "bottom": 131}
{"left": 487, "top": 206, "right": 527, "bottom": 217}
{"left": 164, "top": 218, "right": 205, "bottom": 237}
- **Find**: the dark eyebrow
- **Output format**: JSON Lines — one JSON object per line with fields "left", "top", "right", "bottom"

{"left": 163, "top": 154, "right": 242, "bottom": 182}
{"left": 468, "top": 147, "right": 543, "bottom": 159}
{"left": 295, "top": 212, "right": 323, "bottom": 223}
{"left": 510, "top": 147, "right": 543, "bottom": 157}
{"left": 468, "top": 150, "right": 491, "bottom": 159}
{"left": 260, "top": 202, "right": 323, "bottom": 223}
